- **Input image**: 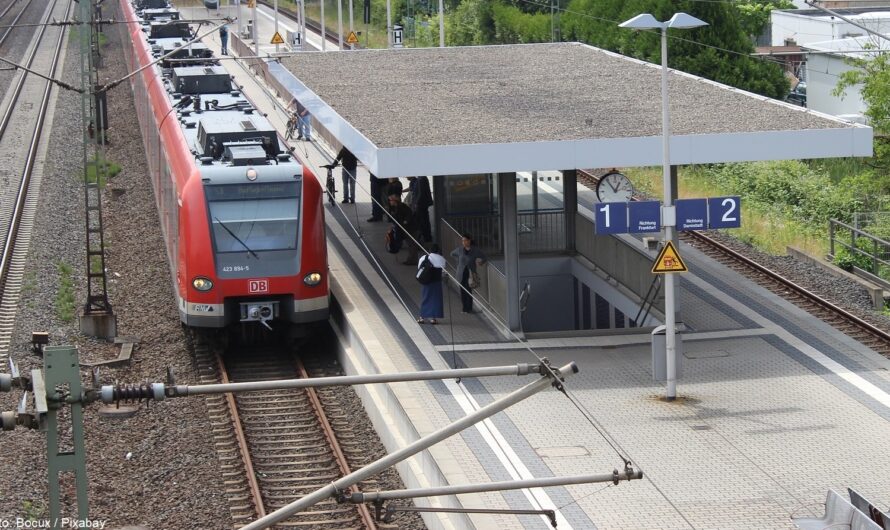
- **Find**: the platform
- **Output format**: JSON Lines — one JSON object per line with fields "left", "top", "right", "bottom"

{"left": 177, "top": 8, "right": 890, "bottom": 528}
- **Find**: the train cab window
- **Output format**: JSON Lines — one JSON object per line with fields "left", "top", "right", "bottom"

{"left": 205, "top": 182, "right": 300, "bottom": 253}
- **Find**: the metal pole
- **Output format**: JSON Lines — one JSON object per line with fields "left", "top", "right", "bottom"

{"left": 386, "top": 0, "right": 392, "bottom": 47}
{"left": 349, "top": 470, "right": 643, "bottom": 502}
{"left": 252, "top": 0, "right": 258, "bottom": 57}
{"left": 237, "top": 0, "right": 242, "bottom": 36}
{"left": 348, "top": 0, "right": 353, "bottom": 34}
{"left": 274, "top": 0, "right": 279, "bottom": 52}
{"left": 438, "top": 0, "right": 444, "bottom": 47}
{"left": 236, "top": 362, "right": 578, "bottom": 530}
{"left": 660, "top": 26, "right": 676, "bottom": 401}
{"left": 102, "top": 364, "right": 543, "bottom": 402}
{"left": 321, "top": 0, "right": 327, "bottom": 51}
{"left": 300, "top": 0, "right": 306, "bottom": 51}
{"left": 337, "top": 0, "right": 343, "bottom": 48}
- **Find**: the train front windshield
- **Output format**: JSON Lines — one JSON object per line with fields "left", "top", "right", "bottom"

{"left": 206, "top": 181, "right": 300, "bottom": 253}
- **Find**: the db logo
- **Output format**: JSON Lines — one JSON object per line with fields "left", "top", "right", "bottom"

{"left": 248, "top": 279, "right": 269, "bottom": 293}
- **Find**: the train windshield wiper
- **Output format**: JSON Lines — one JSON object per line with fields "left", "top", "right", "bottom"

{"left": 214, "top": 217, "right": 259, "bottom": 259}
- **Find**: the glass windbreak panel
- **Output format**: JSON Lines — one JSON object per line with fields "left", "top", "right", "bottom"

{"left": 517, "top": 170, "right": 565, "bottom": 212}
{"left": 443, "top": 174, "right": 496, "bottom": 215}
{"left": 206, "top": 182, "right": 300, "bottom": 253}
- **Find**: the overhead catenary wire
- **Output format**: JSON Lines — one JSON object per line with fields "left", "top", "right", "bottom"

{"left": 197, "top": 13, "right": 758, "bottom": 526}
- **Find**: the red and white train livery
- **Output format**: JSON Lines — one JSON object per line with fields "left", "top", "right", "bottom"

{"left": 118, "top": 0, "right": 328, "bottom": 330}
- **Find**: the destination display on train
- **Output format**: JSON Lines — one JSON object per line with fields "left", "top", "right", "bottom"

{"left": 204, "top": 182, "right": 299, "bottom": 201}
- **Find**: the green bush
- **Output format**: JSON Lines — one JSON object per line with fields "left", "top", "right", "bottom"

{"left": 702, "top": 161, "right": 862, "bottom": 225}
{"left": 833, "top": 241, "right": 875, "bottom": 272}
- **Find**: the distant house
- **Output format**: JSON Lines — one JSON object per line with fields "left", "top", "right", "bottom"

{"left": 766, "top": 7, "right": 890, "bottom": 121}
{"left": 804, "top": 36, "right": 883, "bottom": 123}
{"left": 771, "top": 7, "right": 890, "bottom": 47}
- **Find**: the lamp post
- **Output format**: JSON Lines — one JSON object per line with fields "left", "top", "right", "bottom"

{"left": 619, "top": 12, "right": 707, "bottom": 401}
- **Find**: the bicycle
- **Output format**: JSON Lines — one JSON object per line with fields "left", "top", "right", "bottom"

{"left": 320, "top": 163, "right": 338, "bottom": 205}
{"left": 285, "top": 113, "right": 298, "bottom": 140}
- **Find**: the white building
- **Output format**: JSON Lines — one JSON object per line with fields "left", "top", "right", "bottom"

{"left": 769, "top": 8, "right": 890, "bottom": 122}
{"left": 771, "top": 8, "right": 890, "bottom": 46}
{"left": 803, "top": 36, "right": 887, "bottom": 123}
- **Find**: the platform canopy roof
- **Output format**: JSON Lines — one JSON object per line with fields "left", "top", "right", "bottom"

{"left": 271, "top": 42, "right": 871, "bottom": 177}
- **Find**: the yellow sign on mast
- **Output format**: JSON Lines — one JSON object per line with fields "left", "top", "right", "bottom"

{"left": 651, "top": 241, "right": 688, "bottom": 274}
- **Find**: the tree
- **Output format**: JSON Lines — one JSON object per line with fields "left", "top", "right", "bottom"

{"left": 734, "top": 0, "right": 794, "bottom": 42}
{"left": 559, "top": 0, "right": 788, "bottom": 98}
{"left": 447, "top": 0, "right": 495, "bottom": 45}
{"left": 834, "top": 49, "right": 890, "bottom": 171}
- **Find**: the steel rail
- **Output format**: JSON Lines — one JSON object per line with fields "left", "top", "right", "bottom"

{"left": 684, "top": 230, "right": 890, "bottom": 344}
{"left": 220, "top": 349, "right": 376, "bottom": 528}
{"left": 215, "top": 349, "right": 267, "bottom": 520}
{"left": 0, "top": 0, "right": 57, "bottom": 294}
{"left": 295, "top": 357, "right": 377, "bottom": 530}
{"left": 0, "top": 0, "right": 26, "bottom": 35}
{"left": 574, "top": 170, "right": 890, "bottom": 349}
{"left": 0, "top": 0, "right": 39, "bottom": 139}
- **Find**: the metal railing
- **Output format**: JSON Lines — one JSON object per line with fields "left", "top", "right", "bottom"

{"left": 442, "top": 210, "right": 566, "bottom": 256}
{"left": 829, "top": 218, "right": 890, "bottom": 289}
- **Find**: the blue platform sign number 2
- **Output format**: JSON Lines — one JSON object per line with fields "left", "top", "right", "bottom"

{"left": 708, "top": 196, "right": 741, "bottom": 229}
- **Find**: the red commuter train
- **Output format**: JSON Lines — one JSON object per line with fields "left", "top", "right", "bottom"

{"left": 118, "top": 0, "right": 328, "bottom": 334}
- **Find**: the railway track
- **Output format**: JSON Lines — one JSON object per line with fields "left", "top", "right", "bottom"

{"left": 194, "top": 341, "right": 378, "bottom": 529}
{"left": 683, "top": 230, "right": 890, "bottom": 357}
{"left": 0, "top": 0, "right": 71, "bottom": 367}
{"left": 577, "top": 170, "right": 890, "bottom": 358}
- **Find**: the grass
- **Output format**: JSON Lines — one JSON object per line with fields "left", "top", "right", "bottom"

{"left": 626, "top": 165, "right": 829, "bottom": 257}
{"left": 56, "top": 262, "right": 76, "bottom": 323}
{"left": 85, "top": 155, "right": 122, "bottom": 187}
{"left": 20, "top": 500, "right": 44, "bottom": 521}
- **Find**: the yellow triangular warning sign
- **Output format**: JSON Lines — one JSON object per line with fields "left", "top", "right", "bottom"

{"left": 346, "top": 31, "right": 359, "bottom": 45}
{"left": 270, "top": 31, "right": 285, "bottom": 44}
{"left": 652, "top": 241, "right": 688, "bottom": 274}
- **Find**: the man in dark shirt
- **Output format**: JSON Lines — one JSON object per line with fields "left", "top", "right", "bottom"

{"left": 332, "top": 146, "right": 357, "bottom": 204}
{"left": 408, "top": 176, "right": 433, "bottom": 242}
{"left": 368, "top": 173, "right": 383, "bottom": 222}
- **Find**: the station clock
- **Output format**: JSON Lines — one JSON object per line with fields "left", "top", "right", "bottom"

{"left": 596, "top": 171, "right": 634, "bottom": 202}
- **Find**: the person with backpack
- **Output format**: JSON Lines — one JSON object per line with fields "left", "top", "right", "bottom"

{"left": 416, "top": 244, "right": 445, "bottom": 324}
{"left": 387, "top": 193, "right": 418, "bottom": 264}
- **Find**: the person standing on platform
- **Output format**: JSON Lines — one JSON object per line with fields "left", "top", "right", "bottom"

{"left": 219, "top": 23, "right": 229, "bottom": 55}
{"left": 388, "top": 194, "right": 418, "bottom": 264}
{"left": 416, "top": 244, "right": 445, "bottom": 324}
{"left": 409, "top": 176, "right": 433, "bottom": 242}
{"left": 295, "top": 100, "right": 311, "bottom": 141}
{"left": 386, "top": 177, "right": 403, "bottom": 200}
{"left": 367, "top": 172, "right": 383, "bottom": 222}
{"left": 451, "top": 233, "right": 486, "bottom": 313}
{"left": 332, "top": 146, "right": 356, "bottom": 204}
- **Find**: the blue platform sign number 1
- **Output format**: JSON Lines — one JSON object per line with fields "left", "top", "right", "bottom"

{"left": 595, "top": 202, "right": 628, "bottom": 234}
{"left": 708, "top": 196, "right": 741, "bottom": 229}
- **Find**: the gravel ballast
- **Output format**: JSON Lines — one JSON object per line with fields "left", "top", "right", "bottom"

{"left": 0, "top": 8, "right": 232, "bottom": 528}
{"left": 1, "top": 8, "right": 889, "bottom": 530}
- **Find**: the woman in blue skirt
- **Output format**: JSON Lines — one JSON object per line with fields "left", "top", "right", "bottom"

{"left": 417, "top": 244, "right": 446, "bottom": 324}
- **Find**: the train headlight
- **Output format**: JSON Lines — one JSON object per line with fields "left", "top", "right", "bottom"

{"left": 303, "top": 272, "right": 322, "bottom": 286}
{"left": 246, "top": 167, "right": 258, "bottom": 181}
{"left": 192, "top": 277, "right": 213, "bottom": 291}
